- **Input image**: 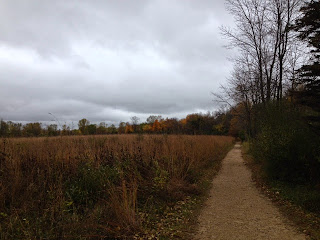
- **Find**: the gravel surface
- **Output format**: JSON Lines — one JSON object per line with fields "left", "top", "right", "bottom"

{"left": 194, "top": 143, "right": 306, "bottom": 240}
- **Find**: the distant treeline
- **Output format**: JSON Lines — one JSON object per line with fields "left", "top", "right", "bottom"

{"left": 0, "top": 110, "right": 242, "bottom": 137}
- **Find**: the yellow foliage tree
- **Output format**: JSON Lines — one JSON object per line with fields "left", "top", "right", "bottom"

{"left": 125, "top": 123, "right": 134, "bottom": 134}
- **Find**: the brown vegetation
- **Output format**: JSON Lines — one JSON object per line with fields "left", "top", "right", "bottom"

{"left": 0, "top": 135, "right": 233, "bottom": 239}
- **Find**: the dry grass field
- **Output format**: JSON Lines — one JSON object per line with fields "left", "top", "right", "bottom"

{"left": 0, "top": 135, "right": 233, "bottom": 239}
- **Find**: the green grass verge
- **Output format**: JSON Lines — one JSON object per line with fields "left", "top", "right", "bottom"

{"left": 242, "top": 142, "right": 320, "bottom": 240}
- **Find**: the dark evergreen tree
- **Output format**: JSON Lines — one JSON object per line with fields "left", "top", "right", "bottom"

{"left": 294, "top": 0, "right": 320, "bottom": 131}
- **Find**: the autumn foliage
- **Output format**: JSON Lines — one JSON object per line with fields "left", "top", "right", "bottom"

{"left": 0, "top": 111, "right": 234, "bottom": 138}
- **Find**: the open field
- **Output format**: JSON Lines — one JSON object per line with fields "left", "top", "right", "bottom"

{"left": 0, "top": 135, "right": 233, "bottom": 239}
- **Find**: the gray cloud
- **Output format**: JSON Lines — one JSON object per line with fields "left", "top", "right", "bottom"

{"left": 0, "top": 0, "right": 235, "bottom": 124}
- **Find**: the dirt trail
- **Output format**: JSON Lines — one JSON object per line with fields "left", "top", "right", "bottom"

{"left": 194, "top": 143, "right": 306, "bottom": 240}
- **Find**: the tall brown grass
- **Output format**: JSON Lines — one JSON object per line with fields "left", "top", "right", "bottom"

{"left": 0, "top": 135, "right": 233, "bottom": 238}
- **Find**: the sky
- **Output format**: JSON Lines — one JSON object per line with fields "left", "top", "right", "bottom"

{"left": 0, "top": 0, "right": 235, "bottom": 126}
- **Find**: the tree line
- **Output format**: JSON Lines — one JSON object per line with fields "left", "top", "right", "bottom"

{"left": 221, "top": 0, "right": 320, "bottom": 184}
{"left": 0, "top": 109, "right": 236, "bottom": 137}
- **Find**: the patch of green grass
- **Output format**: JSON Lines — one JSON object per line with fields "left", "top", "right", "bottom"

{"left": 270, "top": 182, "right": 320, "bottom": 214}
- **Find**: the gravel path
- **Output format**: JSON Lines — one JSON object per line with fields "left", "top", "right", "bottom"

{"left": 194, "top": 143, "right": 306, "bottom": 240}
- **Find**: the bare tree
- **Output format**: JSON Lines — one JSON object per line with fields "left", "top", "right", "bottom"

{"left": 221, "top": 0, "right": 301, "bottom": 104}
{"left": 130, "top": 116, "right": 140, "bottom": 133}
{"left": 222, "top": 0, "right": 269, "bottom": 102}
{"left": 268, "top": 0, "right": 301, "bottom": 99}
{"left": 217, "top": 0, "right": 303, "bottom": 137}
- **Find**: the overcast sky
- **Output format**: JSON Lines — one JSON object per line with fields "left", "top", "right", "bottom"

{"left": 0, "top": 0, "right": 235, "bottom": 126}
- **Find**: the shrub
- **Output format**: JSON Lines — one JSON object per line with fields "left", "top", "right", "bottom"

{"left": 252, "top": 102, "right": 320, "bottom": 184}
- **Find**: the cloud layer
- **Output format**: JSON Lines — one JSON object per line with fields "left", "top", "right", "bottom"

{"left": 0, "top": 0, "right": 234, "bottom": 125}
